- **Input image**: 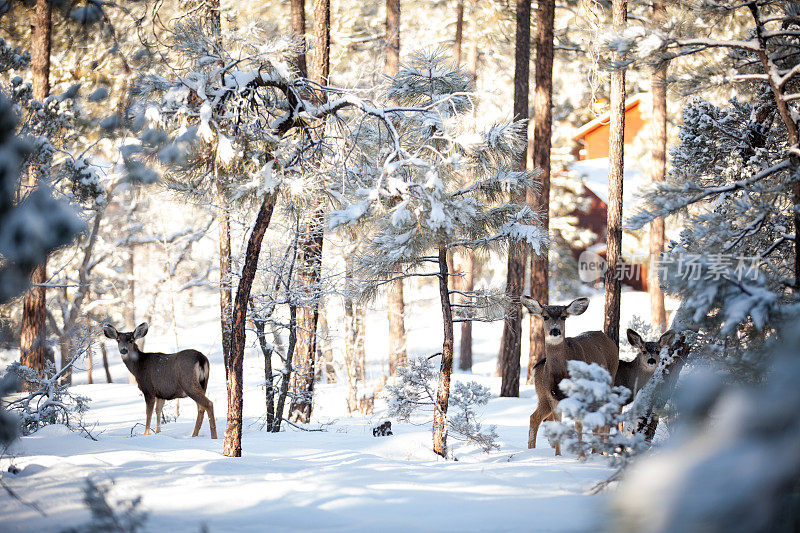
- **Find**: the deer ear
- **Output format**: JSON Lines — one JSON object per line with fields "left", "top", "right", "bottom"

{"left": 659, "top": 329, "right": 677, "bottom": 348}
{"left": 520, "top": 295, "right": 543, "bottom": 316}
{"left": 103, "top": 324, "right": 118, "bottom": 340}
{"left": 134, "top": 322, "right": 149, "bottom": 339}
{"left": 565, "top": 297, "right": 589, "bottom": 316}
{"left": 627, "top": 329, "right": 644, "bottom": 349}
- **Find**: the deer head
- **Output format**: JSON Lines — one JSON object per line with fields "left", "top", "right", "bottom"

{"left": 626, "top": 328, "right": 676, "bottom": 372}
{"left": 520, "top": 296, "right": 590, "bottom": 345}
{"left": 103, "top": 323, "right": 149, "bottom": 361}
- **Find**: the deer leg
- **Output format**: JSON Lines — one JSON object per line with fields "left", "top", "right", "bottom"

{"left": 528, "top": 402, "right": 552, "bottom": 449}
{"left": 144, "top": 395, "right": 155, "bottom": 436}
{"left": 155, "top": 398, "right": 164, "bottom": 433}
{"left": 188, "top": 390, "right": 217, "bottom": 439}
{"left": 551, "top": 403, "right": 563, "bottom": 456}
{"left": 192, "top": 402, "right": 205, "bottom": 438}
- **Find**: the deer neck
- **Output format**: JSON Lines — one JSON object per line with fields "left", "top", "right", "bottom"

{"left": 544, "top": 339, "right": 569, "bottom": 375}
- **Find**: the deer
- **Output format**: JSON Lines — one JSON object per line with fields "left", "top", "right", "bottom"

{"left": 103, "top": 323, "right": 218, "bottom": 439}
{"left": 520, "top": 296, "right": 619, "bottom": 455}
{"left": 617, "top": 328, "right": 677, "bottom": 402}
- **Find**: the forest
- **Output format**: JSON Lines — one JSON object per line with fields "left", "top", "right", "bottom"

{"left": 0, "top": 0, "right": 799, "bottom": 531}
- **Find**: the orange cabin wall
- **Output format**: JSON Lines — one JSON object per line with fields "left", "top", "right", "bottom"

{"left": 579, "top": 102, "right": 646, "bottom": 160}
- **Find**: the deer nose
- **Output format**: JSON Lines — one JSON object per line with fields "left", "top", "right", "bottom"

{"left": 647, "top": 358, "right": 657, "bottom": 365}
{"left": 549, "top": 328, "right": 561, "bottom": 337}
{"left": 120, "top": 348, "right": 128, "bottom": 355}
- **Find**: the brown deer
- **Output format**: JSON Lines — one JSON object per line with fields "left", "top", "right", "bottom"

{"left": 103, "top": 323, "right": 217, "bottom": 439}
{"left": 521, "top": 296, "right": 619, "bottom": 455}
{"left": 617, "top": 328, "right": 676, "bottom": 401}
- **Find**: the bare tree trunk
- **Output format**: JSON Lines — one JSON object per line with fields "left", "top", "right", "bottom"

{"left": 432, "top": 246, "right": 455, "bottom": 457}
{"left": 253, "top": 312, "right": 275, "bottom": 429}
{"left": 648, "top": 1, "right": 667, "bottom": 333}
{"left": 223, "top": 193, "right": 278, "bottom": 457}
{"left": 215, "top": 181, "right": 233, "bottom": 376}
{"left": 20, "top": 0, "right": 52, "bottom": 385}
{"left": 272, "top": 302, "right": 297, "bottom": 433}
{"left": 603, "top": 0, "right": 627, "bottom": 346}
{"left": 466, "top": 0, "right": 479, "bottom": 82}
{"left": 527, "top": 0, "right": 554, "bottom": 384}
{"left": 453, "top": 0, "right": 464, "bottom": 66}
{"left": 459, "top": 10, "right": 479, "bottom": 372}
{"left": 101, "top": 343, "right": 112, "bottom": 383}
{"left": 499, "top": 0, "right": 531, "bottom": 398}
{"left": 317, "top": 303, "right": 336, "bottom": 383}
{"left": 385, "top": 0, "right": 400, "bottom": 75}
{"left": 289, "top": 205, "right": 325, "bottom": 423}
{"left": 288, "top": 0, "right": 330, "bottom": 423}
{"left": 384, "top": 0, "right": 408, "bottom": 377}
{"left": 458, "top": 251, "right": 474, "bottom": 371}
{"left": 87, "top": 347, "right": 93, "bottom": 384}
{"left": 291, "top": 0, "right": 307, "bottom": 77}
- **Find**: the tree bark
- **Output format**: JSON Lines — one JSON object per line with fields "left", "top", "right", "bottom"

{"left": 289, "top": 206, "right": 324, "bottom": 422}
{"left": 385, "top": 0, "right": 400, "bottom": 76}
{"left": 20, "top": 0, "right": 52, "bottom": 384}
{"left": 432, "top": 246, "right": 455, "bottom": 457}
{"left": 288, "top": 0, "right": 329, "bottom": 423}
{"left": 101, "top": 343, "right": 112, "bottom": 383}
{"left": 291, "top": 0, "right": 307, "bottom": 77}
{"left": 223, "top": 193, "right": 278, "bottom": 457}
{"left": 458, "top": 251, "right": 474, "bottom": 371}
{"left": 526, "top": 0, "right": 554, "bottom": 384}
{"left": 499, "top": 0, "right": 531, "bottom": 398}
{"left": 648, "top": 1, "right": 668, "bottom": 333}
{"left": 603, "top": 0, "right": 627, "bottom": 346}
{"left": 453, "top": 0, "right": 464, "bottom": 66}
{"left": 215, "top": 181, "right": 233, "bottom": 377}
{"left": 383, "top": 0, "right": 407, "bottom": 377}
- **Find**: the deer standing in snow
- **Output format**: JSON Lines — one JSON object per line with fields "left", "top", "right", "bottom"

{"left": 520, "top": 296, "right": 619, "bottom": 455}
{"left": 617, "top": 328, "right": 677, "bottom": 401}
{"left": 103, "top": 323, "right": 217, "bottom": 439}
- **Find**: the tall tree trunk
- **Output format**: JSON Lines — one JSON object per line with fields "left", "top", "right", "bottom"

{"left": 499, "top": 0, "right": 531, "bottom": 398}
{"left": 20, "top": 0, "right": 52, "bottom": 384}
{"left": 648, "top": 1, "right": 667, "bottom": 333}
{"left": 101, "top": 343, "right": 112, "bottom": 383}
{"left": 526, "top": 0, "right": 554, "bottom": 384}
{"left": 196, "top": 0, "right": 234, "bottom": 379}
{"left": 453, "top": 0, "right": 464, "bottom": 66}
{"left": 603, "top": 0, "right": 627, "bottom": 346}
{"left": 432, "top": 246, "right": 455, "bottom": 457}
{"left": 458, "top": 12, "right": 479, "bottom": 372}
{"left": 385, "top": 0, "right": 400, "bottom": 76}
{"left": 215, "top": 180, "right": 233, "bottom": 376}
{"left": 289, "top": 0, "right": 330, "bottom": 422}
{"left": 291, "top": 0, "right": 307, "bottom": 77}
{"left": 458, "top": 251, "right": 474, "bottom": 371}
{"left": 87, "top": 347, "right": 93, "bottom": 384}
{"left": 385, "top": 0, "right": 408, "bottom": 376}
{"left": 466, "top": 0, "right": 479, "bottom": 82}
{"left": 223, "top": 193, "right": 278, "bottom": 457}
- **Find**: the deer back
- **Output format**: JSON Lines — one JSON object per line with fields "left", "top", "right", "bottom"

{"left": 135, "top": 349, "right": 208, "bottom": 401}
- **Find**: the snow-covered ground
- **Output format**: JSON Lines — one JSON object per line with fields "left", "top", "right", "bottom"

{"left": 0, "top": 288, "right": 668, "bottom": 532}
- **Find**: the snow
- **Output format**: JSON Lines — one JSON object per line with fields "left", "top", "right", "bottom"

{"left": 0, "top": 290, "right": 670, "bottom": 532}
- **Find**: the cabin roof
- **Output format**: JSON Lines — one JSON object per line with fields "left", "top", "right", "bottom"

{"left": 572, "top": 95, "right": 644, "bottom": 141}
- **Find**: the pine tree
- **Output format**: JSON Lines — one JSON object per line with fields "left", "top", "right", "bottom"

{"left": 603, "top": 0, "right": 626, "bottom": 346}
{"left": 331, "top": 51, "right": 546, "bottom": 456}
{"left": 20, "top": 0, "right": 53, "bottom": 384}
{"left": 499, "top": 0, "right": 532, "bottom": 398}
{"left": 527, "top": 0, "right": 555, "bottom": 383}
